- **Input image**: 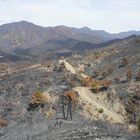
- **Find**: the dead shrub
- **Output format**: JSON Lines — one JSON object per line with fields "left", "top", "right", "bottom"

{"left": 135, "top": 71, "right": 140, "bottom": 81}
{"left": 107, "top": 67, "right": 113, "bottom": 75}
{"left": 87, "top": 63, "right": 91, "bottom": 67}
{"left": 119, "top": 57, "right": 128, "bottom": 68}
{"left": 100, "top": 80, "right": 110, "bottom": 91}
{"left": 64, "top": 90, "right": 78, "bottom": 103}
{"left": 31, "top": 90, "right": 48, "bottom": 104}
{"left": 94, "top": 52, "right": 101, "bottom": 59}
{"left": 100, "top": 71, "right": 108, "bottom": 79}
{"left": 0, "top": 119, "right": 8, "bottom": 127}
{"left": 114, "top": 77, "right": 121, "bottom": 84}
{"left": 81, "top": 76, "right": 93, "bottom": 87}
{"left": 102, "top": 80, "right": 110, "bottom": 87}
{"left": 45, "top": 80, "right": 51, "bottom": 86}
{"left": 16, "top": 83, "right": 24, "bottom": 91}
{"left": 46, "top": 61, "right": 52, "bottom": 67}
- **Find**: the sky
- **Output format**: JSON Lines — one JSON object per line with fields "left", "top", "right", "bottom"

{"left": 0, "top": 0, "right": 140, "bottom": 33}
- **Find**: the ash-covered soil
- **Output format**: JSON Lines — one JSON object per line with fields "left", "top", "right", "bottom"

{"left": 0, "top": 35, "right": 140, "bottom": 140}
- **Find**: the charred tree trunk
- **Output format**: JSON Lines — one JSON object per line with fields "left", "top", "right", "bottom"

{"left": 66, "top": 96, "right": 72, "bottom": 120}
{"left": 69, "top": 97, "right": 72, "bottom": 120}
{"left": 61, "top": 96, "right": 66, "bottom": 119}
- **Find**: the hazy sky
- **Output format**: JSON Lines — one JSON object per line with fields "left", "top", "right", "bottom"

{"left": 0, "top": 0, "right": 140, "bottom": 33}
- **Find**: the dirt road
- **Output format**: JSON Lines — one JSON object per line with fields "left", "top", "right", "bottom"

{"left": 74, "top": 86, "right": 125, "bottom": 123}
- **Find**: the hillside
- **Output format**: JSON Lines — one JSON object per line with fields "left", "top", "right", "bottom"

{"left": 0, "top": 35, "right": 140, "bottom": 139}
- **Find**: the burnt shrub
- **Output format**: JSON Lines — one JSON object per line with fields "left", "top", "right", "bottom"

{"left": 119, "top": 57, "right": 128, "bottom": 68}
{"left": 135, "top": 71, "right": 140, "bottom": 81}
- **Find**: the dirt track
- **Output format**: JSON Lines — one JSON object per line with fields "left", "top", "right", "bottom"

{"left": 59, "top": 59, "right": 125, "bottom": 123}
{"left": 74, "top": 86, "right": 125, "bottom": 123}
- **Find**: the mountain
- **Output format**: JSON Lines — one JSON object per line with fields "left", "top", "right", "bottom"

{"left": 0, "top": 21, "right": 110, "bottom": 53}
{"left": 0, "top": 21, "right": 140, "bottom": 55}
{"left": 113, "top": 30, "right": 140, "bottom": 39}
{"left": 0, "top": 21, "right": 47, "bottom": 52}
{"left": 52, "top": 25, "right": 112, "bottom": 44}
{"left": 78, "top": 27, "right": 113, "bottom": 40}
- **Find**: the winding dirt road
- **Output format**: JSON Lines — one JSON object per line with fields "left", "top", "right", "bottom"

{"left": 59, "top": 59, "right": 125, "bottom": 123}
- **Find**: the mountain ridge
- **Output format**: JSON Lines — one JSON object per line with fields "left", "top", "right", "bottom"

{"left": 0, "top": 21, "right": 140, "bottom": 54}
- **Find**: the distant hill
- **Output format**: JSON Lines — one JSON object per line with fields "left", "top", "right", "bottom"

{"left": 0, "top": 21, "right": 140, "bottom": 55}
{"left": 112, "top": 30, "right": 140, "bottom": 39}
